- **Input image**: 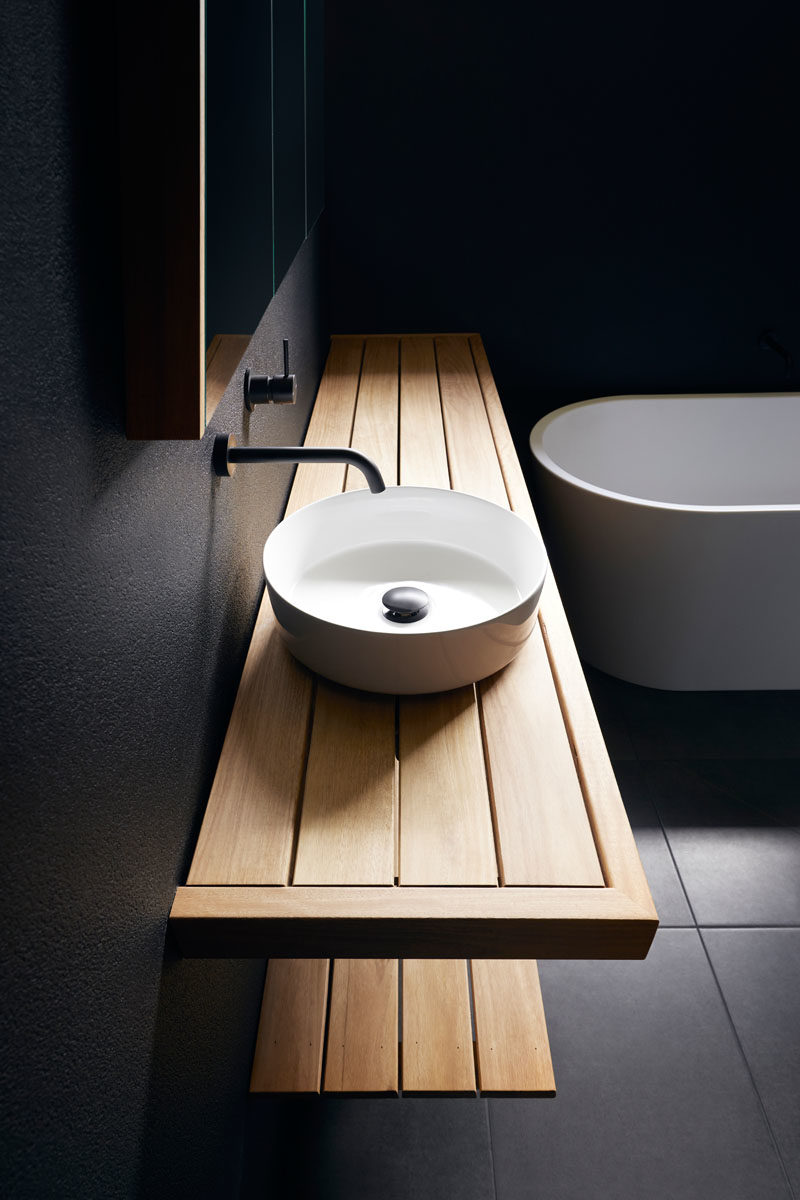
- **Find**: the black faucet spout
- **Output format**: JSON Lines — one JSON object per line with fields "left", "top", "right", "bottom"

{"left": 213, "top": 435, "right": 386, "bottom": 494}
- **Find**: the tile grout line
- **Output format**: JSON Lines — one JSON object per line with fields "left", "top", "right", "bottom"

{"left": 695, "top": 926, "right": 797, "bottom": 1200}
{"left": 485, "top": 1097, "right": 501, "bottom": 1200}
{"left": 655, "top": 922, "right": 800, "bottom": 929}
{"left": 646, "top": 785, "right": 798, "bottom": 1200}
{"left": 580, "top": 676, "right": 798, "bottom": 1195}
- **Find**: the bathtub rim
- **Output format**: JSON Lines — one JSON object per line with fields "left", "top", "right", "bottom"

{"left": 529, "top": 392, "right": 800, "bottom": 515}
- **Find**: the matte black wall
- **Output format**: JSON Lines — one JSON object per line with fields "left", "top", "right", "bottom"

{"left": 326, "top": 0, "right": 799, "bottom": 449}
{"left": 0, "top": 4, "right": 327, "bottom": 1196}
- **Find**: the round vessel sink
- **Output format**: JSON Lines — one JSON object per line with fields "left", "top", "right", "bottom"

{"left": 263, "top": 486, "right": 548, "bottom": 694}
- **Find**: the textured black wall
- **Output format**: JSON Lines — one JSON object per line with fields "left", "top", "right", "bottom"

{"left": 326, "top": 0, "right": 799, "bottom": 450}
{"left": 0, "top": 3, "right": 327, "bottom": 1196}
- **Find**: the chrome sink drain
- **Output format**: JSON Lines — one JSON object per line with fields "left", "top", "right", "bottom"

{"left": 381, "top": 585, "right": 430, "bottom": 623}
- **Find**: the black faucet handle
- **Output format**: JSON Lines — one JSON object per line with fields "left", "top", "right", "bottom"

{"left": 244, "top": 338, "right": 297, "bottom": 411}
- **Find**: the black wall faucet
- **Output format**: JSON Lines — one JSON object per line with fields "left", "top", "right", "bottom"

{"left": 212, "top": 434, "right": 387, "bottom": 494}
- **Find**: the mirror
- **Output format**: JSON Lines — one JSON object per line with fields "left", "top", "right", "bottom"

{"left": 204, "top": 0, "right": 271, "bottom": 425}
{"left": 117, "top": 1, "right": 323, "bottom": 439}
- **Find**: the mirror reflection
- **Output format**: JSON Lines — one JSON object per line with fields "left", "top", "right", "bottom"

{"left": 204, "top": 0, "right": 271, "bottom": 422}
{"left": 204, "top": 0, "right": 324, "bottom": 426}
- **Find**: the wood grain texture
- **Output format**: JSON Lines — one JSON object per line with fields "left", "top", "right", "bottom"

{"left": 402, "top": 960, "right": 476, "bottom": 1095}
{"left": 187, "top": 611, "right": 313, "bottom": 884}
{"left": 171, "top": 885, "right": 657, "bottom": 959}
{"left": 346, "top": 337, "right": 399, "bottom": 490}
{"left": 435, "top": 335, "right": 507, "bottom": 506}
{"left": 398, "top": 688, "right": 498, "bottom": 885}
{"left": 399, "top": 337, "right": 450, "bottom": 488}
{"left": 324, "top": 959, "right": 399, "bottom": 1094}
{"left": 293, "top": 682, "right": 396, "bottom": 885}
{"left": 250, "top": 958, "right": 329, "bottom": 1093}
{"left": 286, "top": 336, "right": 365, "bottom": 516}
{"left": 479, "top": 625, "right": 605, "bottom": 886}
{"left": 205, "top": 333, "right": 250, "bottom": 422}
{"left": 471, "top": 960, "right": 556, "bottom": 1096}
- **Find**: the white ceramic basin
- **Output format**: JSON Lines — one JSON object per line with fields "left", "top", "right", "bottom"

{"left": 263, "top": 486, "right": 548, "bottom": 694}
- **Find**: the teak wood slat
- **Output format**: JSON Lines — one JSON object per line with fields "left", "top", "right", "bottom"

{"left": 290, "top": 336, "right": 399, "bottom": 886}
{"left": 250, "top": 959, "right": 329, "bottom": 1094}
{"left": 323, "top": 959, "right": 399, "bottom": 1095}
{"left": 293, "top": 683, "right": 396, "bottom": 886}
{"left": 286, "top": 337, "right": 365, "bottom": 517}
{"left": 345, "top": 336, "right": 399, "bottom": 491}
{"left": 402, "top": 960, "right": 476, "bottom": 1096}
{"left": 395, "top": 336, "right": 496, "bottom": 888}
{"left": 480, "top": 626, "right": 605, "bottom": 887}
{"left": 398, "top": 689, "right": 497, "bottom": 886}
{"left": 436, "top": 335, "right": 508, "bottom": 508}
{"left": 185, "top": 614, "right": 312, "bottom": 885}
{"left": 399, "top": 337, "right": 451, "bottom": 489}
{"left": 471, "top": 960, "right": 556, "bottom": 1096}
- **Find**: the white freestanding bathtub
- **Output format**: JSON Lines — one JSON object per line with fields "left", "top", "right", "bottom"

{"left": 530, "top": 394, "right": 800, "bottom": 690}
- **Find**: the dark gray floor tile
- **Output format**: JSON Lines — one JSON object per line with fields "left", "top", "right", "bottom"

{"left": 241, "top": 1097, "right": 495, "bottom": 1200}
{"left": 644, "top": 762, "right": 800, "bottom": 926}
{"left": 704, "top": 928, "right": 800, "bottom": 1195}
{"left": 613, "top": 762, "right": 693, "bottom": 926}
{"left": 617, "top": 687, "right": 800, "bottom": 761}
{"left": 664, "top": 760, "right": 800, "bottom": 831}
{"left": 582, "top": 666, "right": 637, "bottom": 761}
{"left": 488, "top": 930, "right": 791, "bottom": 1200}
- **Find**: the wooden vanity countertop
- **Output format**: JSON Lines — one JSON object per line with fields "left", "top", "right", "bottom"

{"left": 169, "top": 334, "right": 658, "bottom": 960}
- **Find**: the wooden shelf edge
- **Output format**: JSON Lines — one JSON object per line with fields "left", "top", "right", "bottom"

{"left": 331, "top": 332, "right": 481, "bottom": 340}
{"left": 248, "top": 1087, "right": 555, "bottom": 1099}
{"left": 169, "top": 885, "right": 657, "bottom": 959}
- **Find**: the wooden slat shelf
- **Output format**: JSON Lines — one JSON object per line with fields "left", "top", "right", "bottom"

{"left": 171, "top": 333, "right": 657, "bottom": 959}
{"left": 170, "top": 334, "right": 657, "bottom": 1094}
{"left": 250, "top": 956, "right": 556, "bottom": 1098}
